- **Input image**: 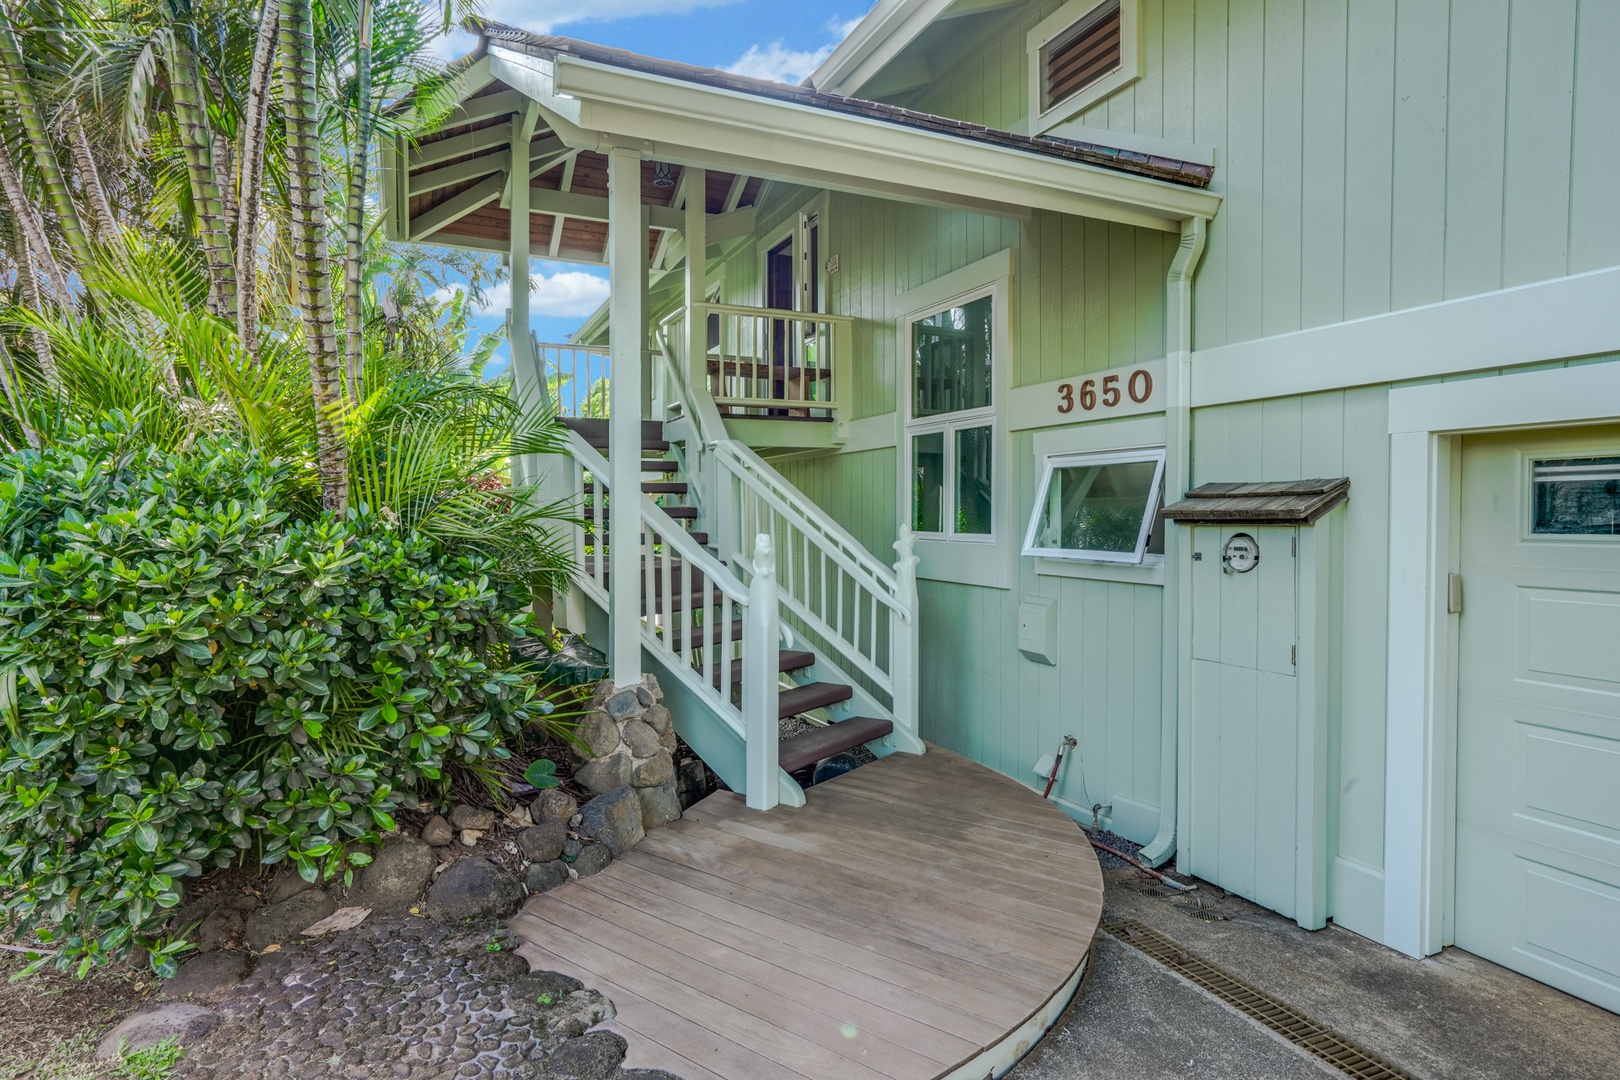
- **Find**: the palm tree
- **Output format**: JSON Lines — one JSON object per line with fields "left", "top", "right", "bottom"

{"left": 279, "top": 0, "right": 346, "bottom": 511}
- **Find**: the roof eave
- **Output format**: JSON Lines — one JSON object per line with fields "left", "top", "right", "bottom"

{"left": 526, "top": 50, "right": 1220, "bottom": 232}
{"left": 809, "top": 0, "right": 948, "bottom": 97}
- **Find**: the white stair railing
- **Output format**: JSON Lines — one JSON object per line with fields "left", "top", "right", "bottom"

{"left": 561, "top": 430, "right": 789, "bottom": 809}
{"left": 712, "top": 439, "right": 921, "bottom": 748}
{"left": 534, "top": 336, "right": 611, "bottom": 418}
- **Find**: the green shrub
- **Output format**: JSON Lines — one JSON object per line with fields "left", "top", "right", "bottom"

{"left": 0, "top": 416, "right": 546, "bottom": 976}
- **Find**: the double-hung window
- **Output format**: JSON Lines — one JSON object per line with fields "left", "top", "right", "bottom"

{"left": 906, "top": 292, "right": 996, "bottom": 541}
{"left": 1023, "top": 448, "right": 1166, "bottom": 562}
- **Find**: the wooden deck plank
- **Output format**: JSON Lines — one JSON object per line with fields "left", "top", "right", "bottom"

{"left": 544, "top": 885, "right": 971, "bottom": 1069}
{"left": 685, "top": 801, "right": 1101, "bottom": 928}
{"left": 515, "top": 938, "right": 782, "bottom": 1080}
{"left": 593, "top": 860, "right": 1025, "bottom": 1030}
{"left": 634, "top": 828, "right": 1076, "bottom": 985}
{"left": 573, "top": 874, "right": 997, "bottom": 1048}
{"left": 678, "top": 806, "right": 1098, "bottom": 938}
{"left": 516, "top": 905, "right": 902, "bottom": 1080}
{"left": 507, "top": 747, "right": 1101, "bottom": 1080}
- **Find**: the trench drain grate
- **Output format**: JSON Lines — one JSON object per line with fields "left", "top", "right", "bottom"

{"left": 1104, "top": 920, "right": 1415, "bottom": 1080}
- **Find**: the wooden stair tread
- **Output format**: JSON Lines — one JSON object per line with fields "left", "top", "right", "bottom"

{"left": 778, "top": 717, "right": 895, "bottom": 774}
{"left": 561, "top": 417, "right": 668, "bottom": 451}
{"left": 664, "top": 619, "right": 744, "bottom": 651}
{"left": 586, "top": 533, "right": 710, "bottom": 547}
{"left": 717, "top": 650, "right": 817, "bottom": 688}
{"left": 584, "top": 482, "right": 689, "bottom": 496}
{"left": 777, "top": 682, "right": 854, "bottom": 719}
{"left": 641, "top": 460, "right": 681, "bottom": 473}
{"left": 596, "top": 505, "right": 699, "bottom": 520}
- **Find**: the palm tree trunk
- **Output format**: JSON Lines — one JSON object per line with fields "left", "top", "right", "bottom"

{"left": 0, "top": 129, "right": 71, "bottom": 307}
{"left": 235, "top": 0, "right": 279, "bottom": 359}
{"left": 0, "top": 337, "right": 40, "bottom": 449}
{"left": 0, "top": 1, "right": 93, "bottom": 275}
{"left": 341, "top": 0, "right": 372, "bottom": 402}
{"left": 66, "top": 106, "right": 117, "bottom": 240}
{"left": 281, "top": 0, "right": 348, "bottom": 512}
{"left": 169, "top": 35, "right": 237, "bottom": 321}
{"left": 6, "top": 230, "right": 59, "bottom": 390}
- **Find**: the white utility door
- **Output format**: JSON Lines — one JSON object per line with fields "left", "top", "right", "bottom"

{"left": 1456, "top": 426, "right": 1620, "bottom": 1012}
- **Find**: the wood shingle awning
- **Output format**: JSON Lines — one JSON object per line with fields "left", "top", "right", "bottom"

{"left": 1163, "top": 479, "right": 1351, "bottom": 526}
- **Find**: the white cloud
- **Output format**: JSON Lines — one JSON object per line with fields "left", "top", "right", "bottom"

{"left": 436, "top": 269, "right": 610, "bottom": 320}
{"left": 725, "top": 41, "right": 836, "bottom": 84}
{"left": 723, "top": 12, "right": 871, "bottom": 86}
{"left": 434, "top": 0, "right": 744, "bottom": 56}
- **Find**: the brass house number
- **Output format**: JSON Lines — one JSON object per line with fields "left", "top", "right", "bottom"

{"left": 1057, "top": 369, "right": 1154, "bottom": 415}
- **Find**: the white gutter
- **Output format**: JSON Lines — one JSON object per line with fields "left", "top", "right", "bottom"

{"left": 523, "top": 51, "right": 1221, "bottom": 232}
{"left": 1140, "top": 214, "right": 1208, "bottom": 869}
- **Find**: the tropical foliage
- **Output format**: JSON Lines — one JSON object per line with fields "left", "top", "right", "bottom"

{"left": 0, "top": 0, "right": 582, "bottom": 975}
{"left": 0, "top": 418, "right": 548, "bottom": 976}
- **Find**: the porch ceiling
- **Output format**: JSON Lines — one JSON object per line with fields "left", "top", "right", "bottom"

{"left": 384, "top": 21, "right": 1221, "bottom": 256}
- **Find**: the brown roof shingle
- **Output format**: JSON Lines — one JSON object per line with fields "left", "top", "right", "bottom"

{"left": 470, "top": 20, "right": 1215, "bottom": 190}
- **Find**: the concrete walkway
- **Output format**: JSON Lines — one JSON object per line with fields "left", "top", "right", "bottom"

{"left": 1009, "top": 866, "right": 1620, "bottom": 1080}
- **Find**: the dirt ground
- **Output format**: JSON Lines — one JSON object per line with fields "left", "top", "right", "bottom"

{"left": 0, "top": 950, "right": 160, "bottom": 1080}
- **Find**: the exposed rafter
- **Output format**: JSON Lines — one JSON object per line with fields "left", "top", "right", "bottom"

{"left": 409, "top": 122, "right": 513, "bottom": 170}
{"left": 410, "top": 172, "right": 507, "bottom": 238}
{"left": 409, "top": 150, "right": 509, "bottom": 196}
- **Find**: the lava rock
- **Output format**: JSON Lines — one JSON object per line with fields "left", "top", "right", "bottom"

{"left": 604, "top": 689, "right": 642, "bottom": 721}
{"left": 642, "top": 704, "right": 673, "bottom": 736}
{"left": 267, "top": 870, "right": 315, "bottom": 905}
{"left": 576, "top": 788, "right": 644, "bottom": 856}
{"left": 449, "top": 804, "right": 495, "bottom": 832}
{"left": 524, "top": 860, "right": 571, "bottom": 894}
{"left": 517, "top": 821, "right": 567, "bottom": 864}
{"left": 632, "top": 751, "right": 674, "bottom": 788}
{"left": 421, "top": 815, "right": 454, "bottom": 846}
{"left": 96, "top": 1004, "right": 219, "bottom": 1060}
{"left": 657, "top": 725, "right": 678, "bottom": 753}
{"left": 621, "top": 719, "right": 661, "bottom": 758}
{"left": 347, "top": 837, "right": 436, "bottom": 916}
{"left": 532, "top": 789, "right": 580, "bottom": 825}
{"left": 563, "top": 838, "right": 584, "bottom": 860}
{"left": 574, "top": 750, "right": 633, "bottom": 795}
{"left": 576, "top": 710, "right": 621, "bottom": 758}
{"left": 245, "top": 888, "right": 336, "bottom": 951}
{"left": 573, "top": 844, "right": 613, "bottom": 878}
{"left": 547, "top": 1030, "right": 627, "bottom": 1079}
{"left": 164, "top": 952, "right": 251, "bottom": 1000}
{"left": 634, "top": 684, "right": 655, "bottom": 708}
{"left": 637, "top": 783, "right": 682, "bottom": 830}
{"left": 544, "top": 989, "right": 615, "bottom": 1038}
{"left": 426, "top": 857, "right": 526, "bottom": 922}
{"left": 195, "top": 906, "right": 243, "bottom": 952}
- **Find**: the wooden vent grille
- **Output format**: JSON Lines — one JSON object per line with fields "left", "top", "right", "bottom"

{"left": 1045, "top": 1, "right": 1122, "bottom": 109}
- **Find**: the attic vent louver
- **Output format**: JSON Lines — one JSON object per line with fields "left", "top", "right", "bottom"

{"left": 1044, "top": 0, "right": 1123, "bottom": 111}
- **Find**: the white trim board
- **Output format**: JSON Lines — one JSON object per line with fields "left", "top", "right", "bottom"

{"left": 1382, "top": 361, "right": 1620, "bottom": 959}
{"left": 1192, "top": 266, "right": 1620, "bottom": 408}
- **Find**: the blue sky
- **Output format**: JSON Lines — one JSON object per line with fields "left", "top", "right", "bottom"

{"left": 435, "top": 0, "right": 871, "bottom": 374}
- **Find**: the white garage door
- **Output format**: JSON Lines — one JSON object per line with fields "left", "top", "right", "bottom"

{"left": 1457, "top": 426, "right": 1620, "bottom": 1012}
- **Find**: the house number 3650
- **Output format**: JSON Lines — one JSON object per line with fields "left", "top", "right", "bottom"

{"left": 1057, "top": 370, "right": 1154, "bottom": 415}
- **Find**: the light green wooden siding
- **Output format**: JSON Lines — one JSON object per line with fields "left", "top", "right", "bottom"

{"left": 896, "top": 0, "right": 1620, "bottom": 351}
{"left": 714, "top": 190, "right": 1177, "bottom": 412}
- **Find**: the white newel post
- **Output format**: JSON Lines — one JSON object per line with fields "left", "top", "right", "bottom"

{"left": 607, "top": 147, "right": 645, "bottom": 683}
{"left": 744, "top": 534, "right": 780, "bottom": 810}
{"left": 891, "top": 525, "right": 920, "bottom": 743}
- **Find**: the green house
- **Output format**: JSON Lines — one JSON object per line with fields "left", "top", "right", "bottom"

{"left": 385, "top": 0, "right": 1620, "bottom": 1016}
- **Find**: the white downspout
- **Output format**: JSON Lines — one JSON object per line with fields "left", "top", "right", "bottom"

{"left": 1140, "top": 214, "right": 1208, "bottom": 868}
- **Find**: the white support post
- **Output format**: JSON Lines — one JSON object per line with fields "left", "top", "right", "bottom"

{"left": 507, "top": 106, "right": 541, "bottom": 426}
{"left": 890, "top": 525, "right": 921, "bottom": 747}
{"left": 744, "top": 534, "right": 780, "bottom": 810}
{"left": 608, "top": 147, "right": 645, "bottom": 683}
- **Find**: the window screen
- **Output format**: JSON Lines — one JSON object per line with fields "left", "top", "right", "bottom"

{"left": 1024, "top": 449, "right": 1166, "bottom": 562}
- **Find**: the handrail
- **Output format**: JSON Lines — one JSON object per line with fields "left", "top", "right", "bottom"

{"left": 562, "top": 431, "right": 764, "bottom": 738}
{"left": 534, "top": 337, "right": 611, "bottom": 419}
{"left": 699, "top": 301, "right": 857, "bottom": 326}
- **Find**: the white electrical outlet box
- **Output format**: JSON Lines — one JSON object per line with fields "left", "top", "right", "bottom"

{"left": 1017, "top": 596, "right": 1059, "bottom": 665}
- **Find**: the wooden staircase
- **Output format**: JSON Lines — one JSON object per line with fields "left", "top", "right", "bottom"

{"left": 560, "top": 417, "right": 895, "bottom": 786}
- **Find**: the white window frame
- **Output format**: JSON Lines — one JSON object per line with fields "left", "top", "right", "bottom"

{"left": 1023, "top": 447, "right": 1166, "bottom": 563}
{"left": 1027, "top": 0, "right": 1142, "bottom": 136}
{"left": 897, "top": 249, "right": 1014, "bottom": 590}
{"left": 756, "top": 193, "right": 829, "bottom": 316}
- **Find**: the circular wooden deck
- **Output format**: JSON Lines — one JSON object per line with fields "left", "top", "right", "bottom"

{"left": 511, "top": 746, "right": 1104, "bottom": 1080}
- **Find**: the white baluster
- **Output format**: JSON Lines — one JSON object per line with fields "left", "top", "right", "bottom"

{"left": 744, "top": 534, "right": 780, "bottom": 810}
{"left": 890, "top": 525, "right": 920, "bottom": 742}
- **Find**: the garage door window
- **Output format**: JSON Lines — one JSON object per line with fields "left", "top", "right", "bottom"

{"left": 1531, "top": 457, "right": 1620, "bottom": 536}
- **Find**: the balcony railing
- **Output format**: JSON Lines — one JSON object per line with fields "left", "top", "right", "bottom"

{"left": 661, "top": 302, "right": 854, "bottom": 429}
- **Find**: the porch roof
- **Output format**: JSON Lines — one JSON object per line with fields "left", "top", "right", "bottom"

{"left": 382, "top": 21, "right": 1222, "bottom": 261}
